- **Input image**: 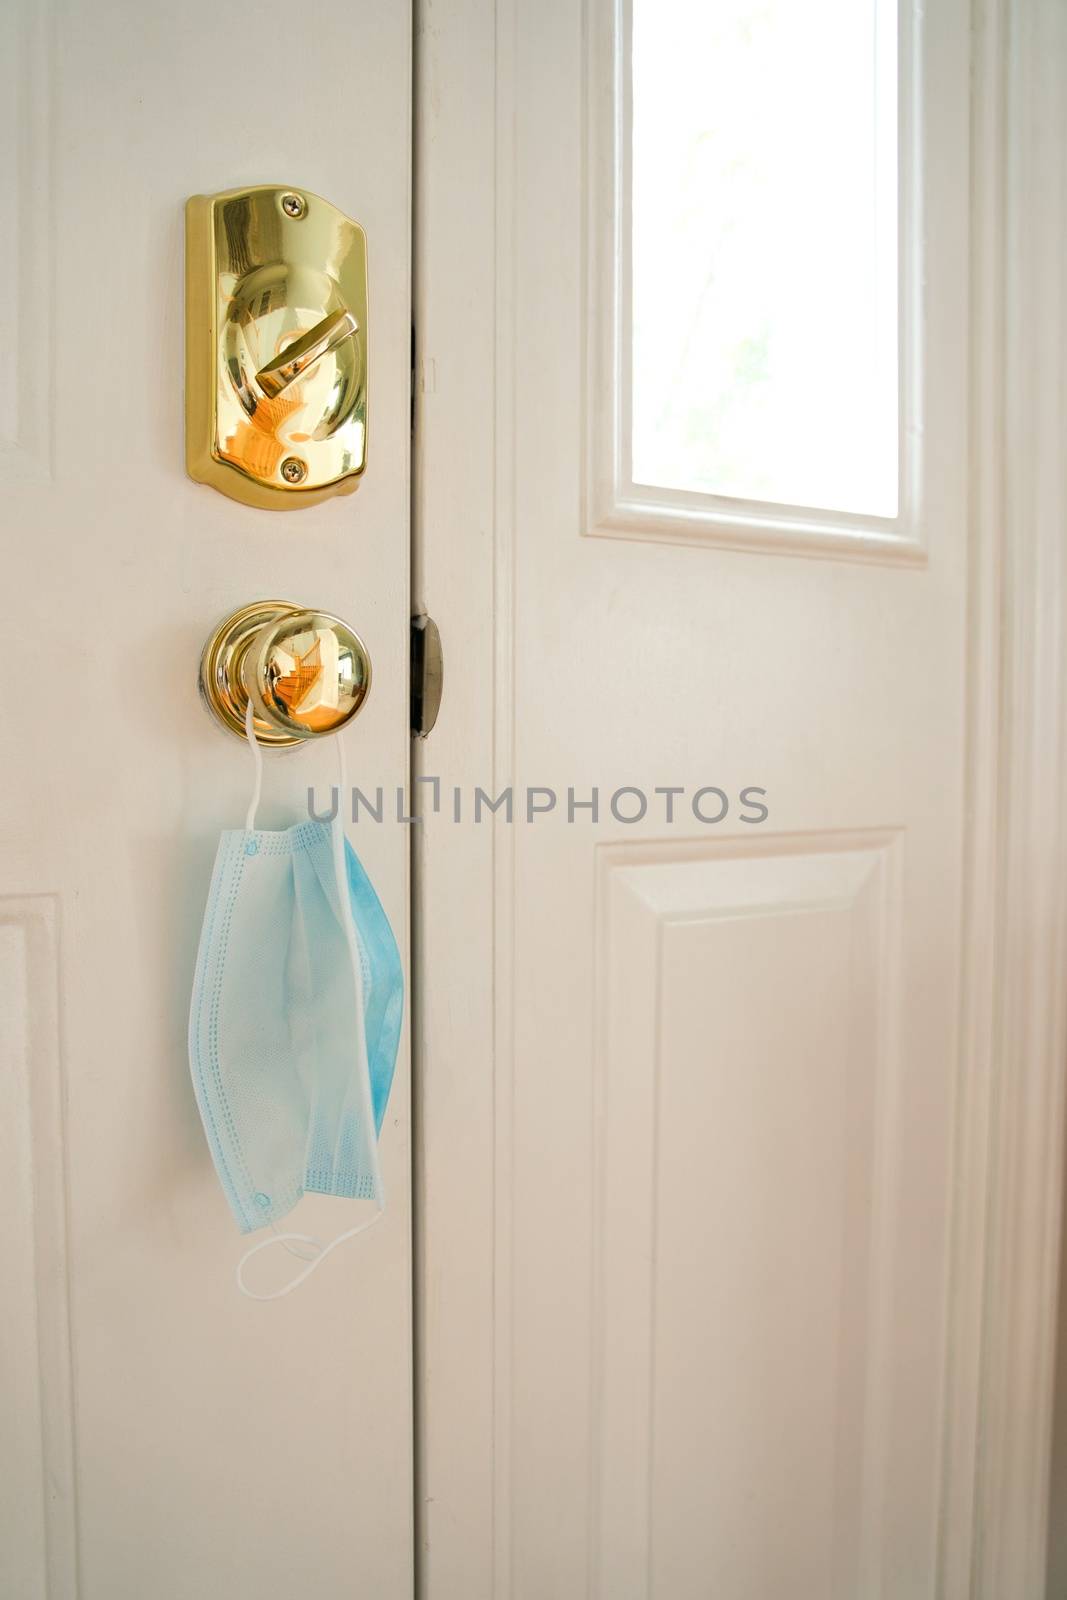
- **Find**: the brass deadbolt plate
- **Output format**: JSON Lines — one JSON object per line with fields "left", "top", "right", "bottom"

{"left": 186, "top": 186, "right": 369, "bottom": 510}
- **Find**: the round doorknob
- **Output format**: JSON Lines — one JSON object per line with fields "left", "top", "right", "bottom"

{"left": 199, "top": 600, "right": 371, "bottom": 746}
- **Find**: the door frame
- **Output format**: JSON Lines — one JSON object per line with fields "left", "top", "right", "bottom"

{"left": 939, "top": 2, "right": 1067, "bottom": 1595}
{"left": 411, "top": 1, "right": 1067, "bottom": 1594}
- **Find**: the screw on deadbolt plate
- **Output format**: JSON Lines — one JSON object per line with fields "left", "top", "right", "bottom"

{"left": 281, "top": 192, "right": 306, "bottom": 219}
{"left": 281, "top": 457, "right": 307, "bottom": 484}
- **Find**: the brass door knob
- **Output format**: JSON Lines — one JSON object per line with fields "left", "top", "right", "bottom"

{"left": 199, "top": 600, "right": 371, "bottom": 747}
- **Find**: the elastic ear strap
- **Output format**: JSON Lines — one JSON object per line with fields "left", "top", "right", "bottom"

{"left": 270, "top": 1219, "right": 319, "bottom": 1262}
{"left": 245, "top": 705, "right": 342, "bottom": 834}
{"left": 236, "top": 1209, "right": 384, "bottom": 1301}
{"left": 244, "top": 698, "right": 264, "bottom": 832}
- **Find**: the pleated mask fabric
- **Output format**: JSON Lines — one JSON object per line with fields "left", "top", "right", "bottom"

{"left": 188, "top": 710, "right": 402, "bottom": 1297}
{"left": 188, "top": 820, "right": 402, "bottom": 1232}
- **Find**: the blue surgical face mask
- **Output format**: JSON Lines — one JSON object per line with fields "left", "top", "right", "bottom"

{"left": 188, "top": 708, "right": 402, "bottom": 1298}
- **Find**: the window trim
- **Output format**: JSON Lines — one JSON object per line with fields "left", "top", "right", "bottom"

{"left": 582, "top": 0, "right": 925, "bottom": 563}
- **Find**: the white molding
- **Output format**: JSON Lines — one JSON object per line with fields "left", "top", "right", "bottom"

{"left": 0, "top": 896, "right": 79, "bottom": 1597}
{"left": 490, "top": 3, "right": 519, "bottom": 1593}
{"left": 0, "top": 0, "right": 53, "bottom": 478}
{"left": 939, "top": 1, "right": 1067, "bottom": 1595}
{"left": 582, "top": 0, "right": 927, "bottom": 563}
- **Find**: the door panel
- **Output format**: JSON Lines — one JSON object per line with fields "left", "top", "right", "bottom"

{"left": 595, "top": 838, "right": 898, "bottom": 1597}
{"left": 417, "top": 0, "right": 969, "bottom": 1594}
{"left": 2, "top": 3, "right": 412, "bottom": 1596}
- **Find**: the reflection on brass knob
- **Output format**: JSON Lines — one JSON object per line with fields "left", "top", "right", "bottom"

{"left": 199, "top": 600, "right": 371, "bottom": 747}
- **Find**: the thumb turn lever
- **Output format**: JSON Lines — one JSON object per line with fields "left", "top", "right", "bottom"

{"left": 255, "top": 309, "right": 360, "bottom": 399}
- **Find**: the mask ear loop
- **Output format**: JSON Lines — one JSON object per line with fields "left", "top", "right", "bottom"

{"left": 237, "top": 1210, "right": 384, "bottom": 1300}
{"left": 244, "top": 698, "right": 263, "bottom": 831}
{"left": 235, "top": 713, "right": 386, "bottom": 1301}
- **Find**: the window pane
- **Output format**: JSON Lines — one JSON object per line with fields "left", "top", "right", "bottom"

{"left": 631, "top": 0, "right": 899, "bottom": 518}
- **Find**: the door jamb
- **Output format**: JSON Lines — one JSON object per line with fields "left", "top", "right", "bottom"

{"left": 940, "top": 2, "right": 1067, "bottom": 1595}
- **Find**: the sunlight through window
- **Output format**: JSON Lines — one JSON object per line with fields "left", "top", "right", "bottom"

{"left": 631, "top": 0, "right": 899, "bottom": 518}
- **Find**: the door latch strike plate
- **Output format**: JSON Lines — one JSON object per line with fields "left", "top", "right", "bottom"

{"left": 410, "top": 614, "right": 444, "bottom": 738}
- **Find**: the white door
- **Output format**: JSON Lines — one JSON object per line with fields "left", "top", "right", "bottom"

{"left": 2, "top": 3, "right": 413, "bottom": 1596}
{"left": 416, "top": 2, "right": 1066, "bottom": 1597}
